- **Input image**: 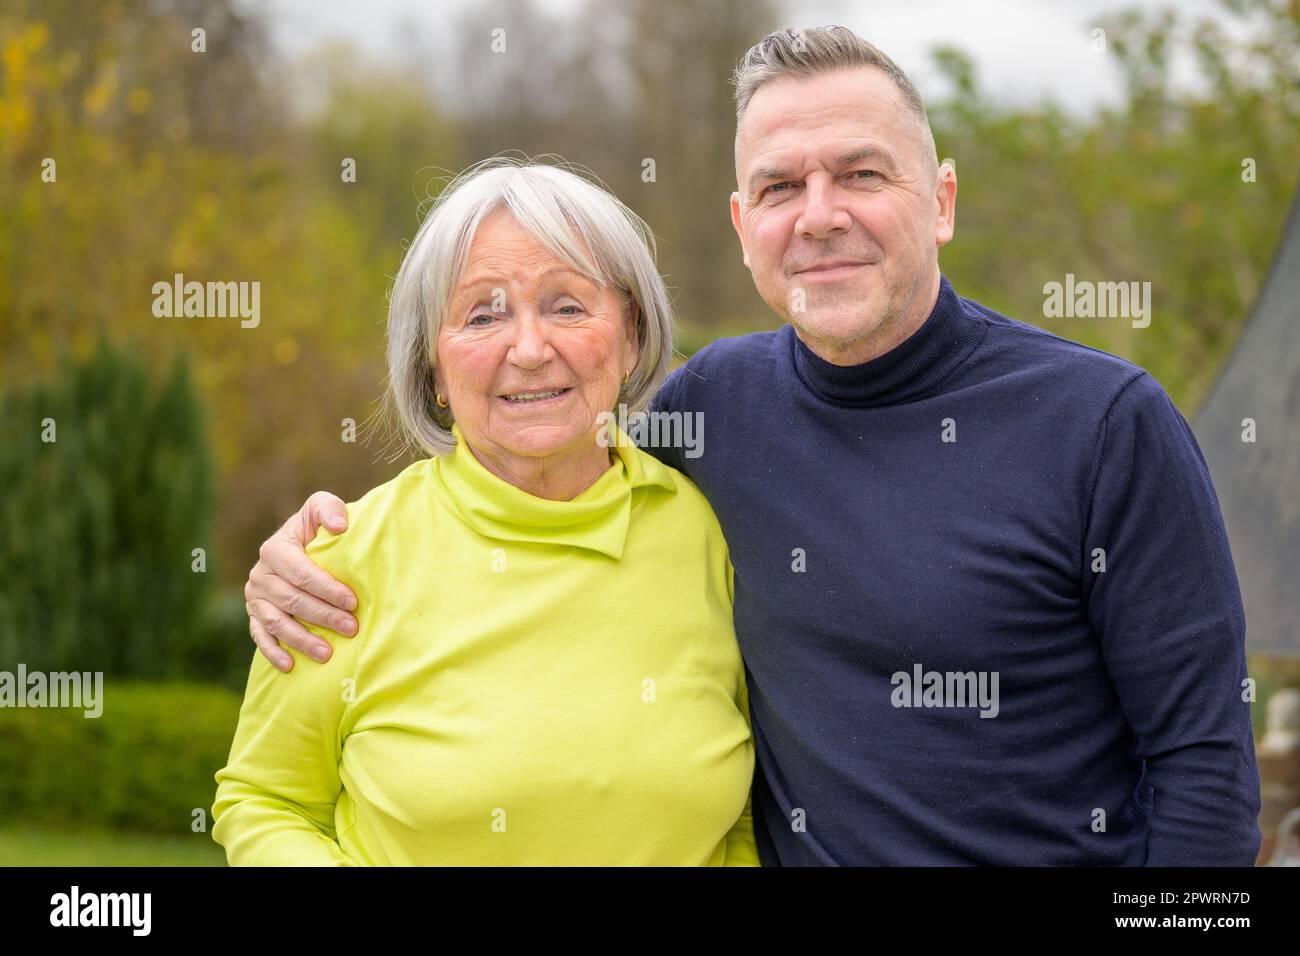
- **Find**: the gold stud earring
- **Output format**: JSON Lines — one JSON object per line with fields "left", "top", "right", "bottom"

{"left": 436, "top": 393, "right": 448, "bottom": 408}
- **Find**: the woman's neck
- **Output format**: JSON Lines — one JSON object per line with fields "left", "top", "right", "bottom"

{"left": 467, "top": 441, "right": 616, "bottom": 501}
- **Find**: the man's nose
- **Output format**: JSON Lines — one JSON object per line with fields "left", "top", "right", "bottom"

{"left": 508, "top": 310, "right": 553, "bottom": 368}
{"left": 795, "top": 175, "right": 852, "bottom": 239}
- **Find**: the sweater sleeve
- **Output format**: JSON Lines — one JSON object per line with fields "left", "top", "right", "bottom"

{"left": 212, "top": 524, "right": 363, "bottom": 866}
{"left": 1082, "top": 373, "right": 1261, "bottom": 866}
{"left": 723, "top": 672, "right": 760, "bottom": 867}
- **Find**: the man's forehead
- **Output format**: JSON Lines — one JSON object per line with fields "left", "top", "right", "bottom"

{"left": 735, "top": 67, "right": 910, "bottom": 174}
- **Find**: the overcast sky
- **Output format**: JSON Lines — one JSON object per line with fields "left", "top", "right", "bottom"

{"left": 259, "top": 0, "right": 1232, "bottom": 115}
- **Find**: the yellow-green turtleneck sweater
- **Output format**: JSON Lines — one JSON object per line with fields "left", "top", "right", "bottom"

{"left": 212, "top": 425, "right": 757, "bottom": 866}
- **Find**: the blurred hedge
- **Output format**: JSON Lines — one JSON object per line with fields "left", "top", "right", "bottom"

{"left": 0, "top": 338, "right": 222, "bottom": 679}
{"left": 0, "top": 680, "right": 242, "bottom": 836}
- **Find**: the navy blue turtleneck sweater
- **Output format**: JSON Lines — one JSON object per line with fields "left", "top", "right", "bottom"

{"left": 649, "top": 275, "right": 1261, "bottom": 866}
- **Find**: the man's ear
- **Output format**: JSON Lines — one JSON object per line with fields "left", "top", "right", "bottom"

{"left": 934, "top": 162, "right": 957, "bottom": 248}
{"left": 730, "top": 192, "right": 751, "bottom": 269}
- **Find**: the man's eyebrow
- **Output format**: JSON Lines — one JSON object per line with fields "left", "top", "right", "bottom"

{"left": 833, "top": 145, "right": 899, "bottom": 170}
{"left": 746, "top": 146, "right": 901, "bottom": 195}
{"left": 746, "top": 165, "right": 796, "bottom": 196}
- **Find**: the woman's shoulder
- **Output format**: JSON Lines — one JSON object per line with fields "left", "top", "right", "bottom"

{"left": 307, "top": 458, "right": 439, "bottom": 566}
{"left": 625, "top": 444, "right": 725, "bottom": 538}
{"left": 348, "top": 457, "right": 436, "bottom": 516}
{"left": 624, "top": 447, "right": 734, "bottom": 602}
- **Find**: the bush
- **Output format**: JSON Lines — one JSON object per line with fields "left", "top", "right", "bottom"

{"left": 0, "top": 680, "right": 244, "bottom": 836}
{"left": 0, "top": 338, "right": 217, "bottom": 678}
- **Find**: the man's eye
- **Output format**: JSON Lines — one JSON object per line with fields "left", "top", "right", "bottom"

{"left": 853, "top": 169, "right": 879, "bottom": 180}
{"left": 766, "top": 182, "right": 792, "bottom": 195}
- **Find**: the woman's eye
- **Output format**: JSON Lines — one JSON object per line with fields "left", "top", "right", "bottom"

{"left": 556, "top": 304, "right": 583, "bottom": 316}
{"left": 467, "top": 313, "right": 496, "bottom": 327}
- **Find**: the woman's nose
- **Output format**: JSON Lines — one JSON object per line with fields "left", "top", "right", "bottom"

{"left": 508, "top": 310, "right": 553, "bottom": 368}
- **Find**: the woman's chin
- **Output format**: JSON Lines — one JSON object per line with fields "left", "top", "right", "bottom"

{"left": 484, "top": 420, "right": 594, "bottom": 460}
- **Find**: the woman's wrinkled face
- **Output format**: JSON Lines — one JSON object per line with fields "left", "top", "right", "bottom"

{"left": 435, "top": 209, "right": 639, "bottom": 470}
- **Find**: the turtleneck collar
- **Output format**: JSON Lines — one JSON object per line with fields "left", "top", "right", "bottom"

{"left": 789, "top": 274, "right": 986, "bottom": 407}
{"left": 431, "top": 423, "right": 677, "bottom": 559}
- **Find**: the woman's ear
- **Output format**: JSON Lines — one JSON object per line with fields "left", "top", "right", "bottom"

{"left": 623, "top": 299, "right": 642, "bottom": 374}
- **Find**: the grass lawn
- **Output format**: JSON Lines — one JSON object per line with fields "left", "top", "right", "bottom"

{"left": 0, "top": 825, "right": 226, "bottom": 866}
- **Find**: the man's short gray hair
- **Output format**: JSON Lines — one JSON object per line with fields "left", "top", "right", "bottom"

{"left": 732, "top": 25, "right": 936, "bottom": 170}
{"left": 384, "top": 156, "right": 674, "bottom": 458}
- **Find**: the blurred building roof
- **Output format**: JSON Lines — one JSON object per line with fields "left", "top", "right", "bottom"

{"left": 1195, "top": 184, "right": 1300, "bottom": 657}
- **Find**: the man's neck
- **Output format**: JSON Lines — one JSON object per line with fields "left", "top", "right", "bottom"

{"left": 795, "top": 268, "right": 940, "bottom": 367}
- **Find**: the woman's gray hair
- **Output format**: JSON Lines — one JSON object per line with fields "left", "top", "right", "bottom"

{"left": 384, "top": 156, "right": 674, "bottom": 458}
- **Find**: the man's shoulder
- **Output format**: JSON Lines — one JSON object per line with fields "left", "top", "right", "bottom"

{"left": 686, "top": 328, "right": 785, "bottom": 374}
{"left": 659, "top": 328, "right": 786, "bottom": 407}
{"left": 960, "top": 292, "right": 1151, "bottom": 402}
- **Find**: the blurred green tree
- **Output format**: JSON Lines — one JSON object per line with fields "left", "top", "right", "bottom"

{"left": 0, "top": 339, "right": 216, "bottom": 677}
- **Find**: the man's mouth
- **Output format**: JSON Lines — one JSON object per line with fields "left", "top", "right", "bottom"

{"left": 794, "top": 259, "right": 868, "bottom": 276}
{"left": 498, "top": 387, "right": 573, "bottom": 405}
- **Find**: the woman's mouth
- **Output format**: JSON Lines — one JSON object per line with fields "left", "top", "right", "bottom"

{"left": 498, "top": 387, "right": 573, "bottom": 407}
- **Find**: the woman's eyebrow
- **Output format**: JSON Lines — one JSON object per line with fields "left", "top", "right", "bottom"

{"left": 457, "top": 264, "right": 589, "bottom": 289}
{"left": 537, "top": 265, "right": 593, "bottom": 284}
{"left": 452, "top": 266, "right": 596, "bottom": 309}
{"left": 450, "top": 282, "right": 499, "bottom": 309}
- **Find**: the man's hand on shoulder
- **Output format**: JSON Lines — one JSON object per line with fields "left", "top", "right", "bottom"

{"left": 245, "top": 491, "right": 359, "bottom": 672}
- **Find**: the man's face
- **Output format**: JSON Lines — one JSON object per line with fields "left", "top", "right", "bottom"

{"left": 731, "top": 66, "right": 956, "bottom": 364}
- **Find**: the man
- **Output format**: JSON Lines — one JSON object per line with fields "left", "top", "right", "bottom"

{"left": 244, "top": 26, "right": 1261, "bottom": 865}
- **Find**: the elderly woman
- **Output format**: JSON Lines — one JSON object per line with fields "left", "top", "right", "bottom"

{"left": 211, "top": 159, "right": 756, "bottom": 866}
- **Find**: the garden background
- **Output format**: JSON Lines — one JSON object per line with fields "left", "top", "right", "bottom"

{"left": 2, "top": 0, "right": 1298, "bottom": 864}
